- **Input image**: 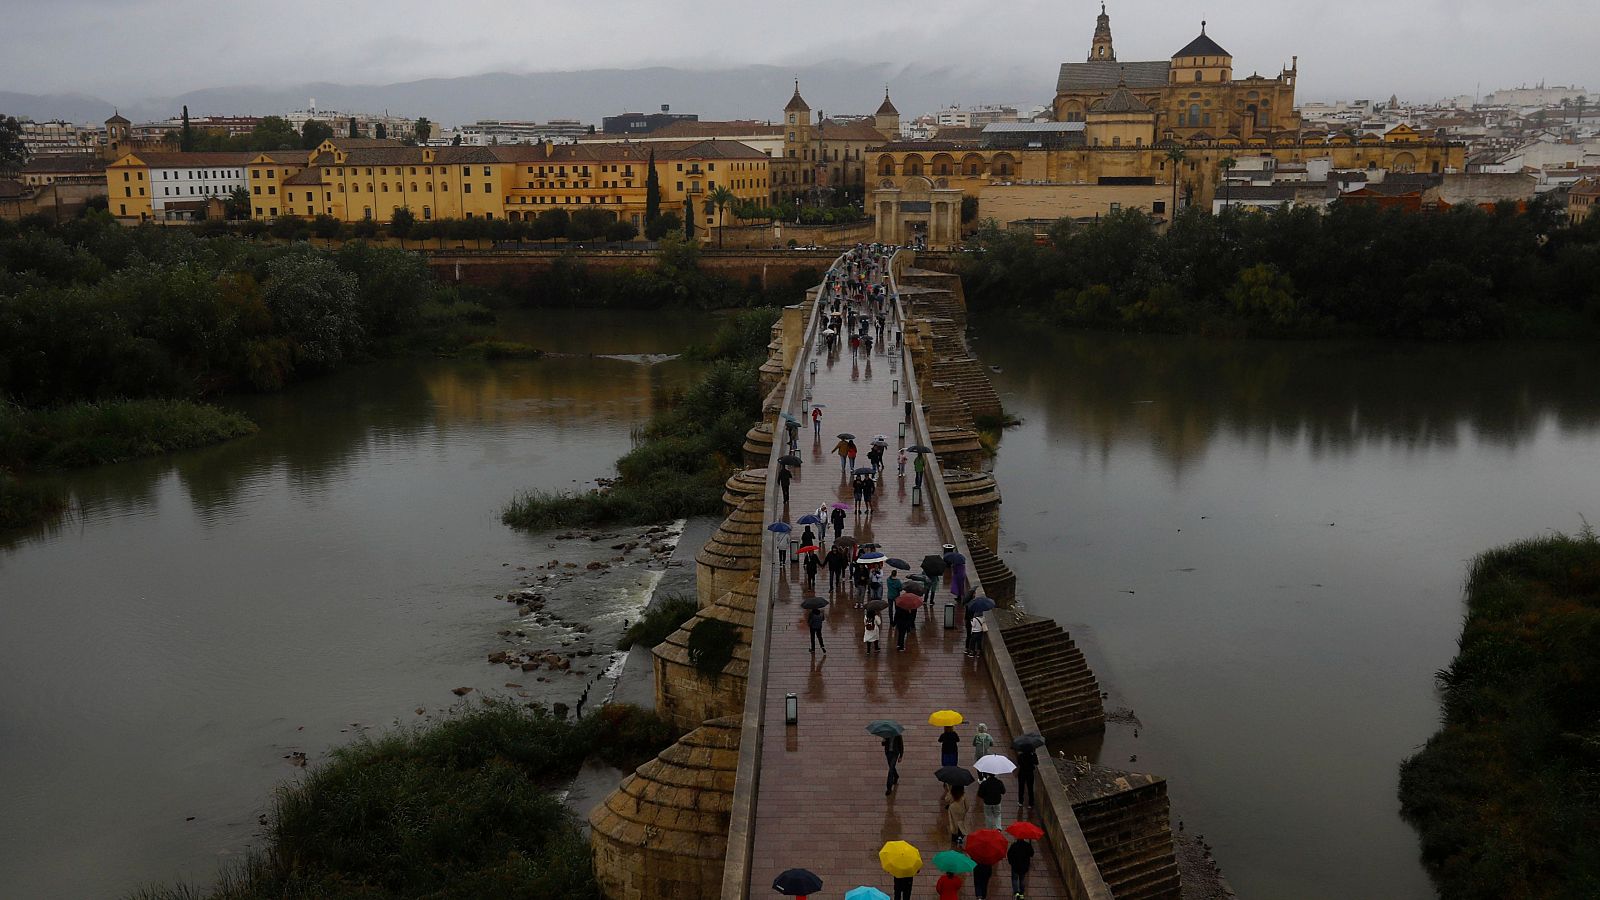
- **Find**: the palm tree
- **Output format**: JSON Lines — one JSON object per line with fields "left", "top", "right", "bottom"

{"left": 708, "top": 185, "right": 737, "bottom": 248}
{"left": 1165, "top": 147, "right": 1187, "bottom": 224}
{"left": 1218, "top": 156, "right": 1238, "bottom": 211}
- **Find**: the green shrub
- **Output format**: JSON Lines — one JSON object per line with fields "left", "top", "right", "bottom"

{"left": 0, "top": 471, "right": 66, "bottom": 530}
{"left": 0, "top": 399, "right": 257, "bottom": 471}
{"left": 687, "top": 618, "right": 738, "bottom": 678}
{"left": 618, "top": 594, "right": 697, "bottom": 650}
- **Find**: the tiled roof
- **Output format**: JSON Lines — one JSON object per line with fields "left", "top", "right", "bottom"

{"left": 868, "top": 140, "right": 981, "bottom": 152}
{"left": 819, "top": 119, "right": 888, "bottom": 141}
{"left": 117, "top": 151, "right": 256, "bottom": 168}
{"left": 1057, "top": 59, "right": 1170, "bottom": 93}
{"left": 785, "top": 86, "right": 810, "bottom": 113}
{"left": 630, "top": 120, "right": 782, "bottom": 140}
{"left": 0, "top": 178, "right": 28, "bottom": 199}
{"left": 1173, "top": 27, "right": 1230, "bottom": 59}
{"left": 323, "top": 137, "right": 407, "bottom": 149}
{"left": 876, "top": 93, "right": 899, "bottom": 116}
{"left": 23, "top": 156, "right": 107, "bottom": 174}
{"left": 1090, "top": 85, "right": 1152, "bottom": 114}
{"left": 930, "top": 126, "right": 985, "bottom": 141}
{"left": 284, "top": 168, "right": 323, "bottom": 185}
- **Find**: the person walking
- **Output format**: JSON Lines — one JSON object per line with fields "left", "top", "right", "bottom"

{"left": 972, "top": 723, "right": 994, "bottom": 760}
{"left": 893, "top": 604, "right": 914, "bottom": 651}
{"left": 897, "top": 447, "right": 908, "bottom": 478}
{"left": 826, "top": 545, "right": 847, "bottom": 593}
{"left": 811, "top": 405, "right": 822, "bottom": 439}
{"left": 807, "top": 606, "right": 826, "bottom": 654}
{"left": 973, "top": 860, "right": 995, "bottom": 900}
{"left": 803, "top": 549, "right": 820, "bottom": 590}
{"left": 1008, "top": 833, "right": 1034, "bottom": 898}
{"left": 944, "top": 784, "right": 968, "bottom": 849}
{"left": 936, "top": 871, "right": 965, "bottom": 900}
{"left": 967, "top": 611, "right": 989, "bottom": 658}
{"left": 846, "top": 440, "right": 859, "bottom": 474}
{"left": 862, "top": 476, "right": 876, "bottom": 514}
{"left": 1016, "top": 744, "right": 1038, "bottom": 811}
{"left": 830, "top": 506, "right": 847, "bottom": 541}
{"left": 864, "top": 610, "right": 882, "bottom": 655}
{"left": 869, "top": 565, "right": 885, "bottom": 603}
{"left": 883, "top": 731, "right": 903, "bottom": 794}
{"left": 892, "top": 875, "right": 914, "bottom": 900}
{"left": 777, "top": 464, "right": 792, "bottom": 504}
{"left": 886, "top": 569, "right": 903, "bottom": 603}
{"left": 834, "top": 437, "right": 852, "bottom": 476}
{"left": 913, "top": 450, "right": 926, "bottom": 489}
{"left": 785, "top": 419, "right": 800, "bottom": 453}
{"left": 938, "top": 725, "right": 960, "bottom": 767}
{"left": 800, "top": 524, "right": 815, "bottom": 550}
{"left": 978, "top": 771, "right": 1007, "bottom": 830}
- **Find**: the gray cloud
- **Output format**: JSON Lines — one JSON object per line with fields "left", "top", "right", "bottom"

{"left": 2, "top": 0, "right": 1595, "bottom": 112}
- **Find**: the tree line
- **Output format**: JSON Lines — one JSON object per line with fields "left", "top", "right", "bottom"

{"left": 959, "top": 197, "right": 1600, "bottom": 340}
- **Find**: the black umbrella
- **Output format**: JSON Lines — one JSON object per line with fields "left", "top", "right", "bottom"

{"left": 779, "top": 454, "right": 803, "bottom": 466}
{"left": 834, "top": 535, "right": 860, "bottom": 548}
{"left": 837, "top": 432, "right": 856, "bottom": 440}
{"left": 1012, "top": 732, "right": 1046, "bottom": 750}
{"left": 865, "top": 719, "right": 903, "bottom": 738}
{"left": 900, "top": 581, "right": 926, "bottom": 596}
{"left": 887, "top": 557, "right": 911, "bottom": 570}
{"left": 859, "top": 542, "right": 882, "bottom": 550}
{"left": 773, "top": 868, "right": 824, "bottom": 896}
{"left": 921, "top": 554, "right": 947, "bottom": 575}
{"left": 935, "top": 766, "right": 976, "bottom": 787}
{"left": 907, "top": 445, "right": 933, "bottom": 453}
{"left": 864, "top": 599, "right": 890, "bottom": 615}
{"left": 801, "top": 597, "right": 830, "bottom": 610}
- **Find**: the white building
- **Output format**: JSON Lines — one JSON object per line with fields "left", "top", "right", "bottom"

{"left": 1482, "top": 84, "right": 1590, "bottom": 108}
{"left": 143, "top": 152, "right": 252, "bottom": 219}
{"left": 934, "top": 104, "right": 1021, "bottom": 128}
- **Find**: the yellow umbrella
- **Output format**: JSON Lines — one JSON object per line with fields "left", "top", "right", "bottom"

{"left": 879, "top": 840, "right": 923, "bottom": 878}
{"left": 928, "top": 710, "right": 964, "bottom": 727}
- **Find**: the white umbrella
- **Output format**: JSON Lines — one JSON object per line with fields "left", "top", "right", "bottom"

{"left": 974, "top": 755, "right": 1017, "bottom": 776}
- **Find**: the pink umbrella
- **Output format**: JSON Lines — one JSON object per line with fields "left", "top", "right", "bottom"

{"left": 831, "top": 502, "right": 851, "bottom": 510}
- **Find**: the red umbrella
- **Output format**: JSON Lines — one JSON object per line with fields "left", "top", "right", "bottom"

{"left": 799, "top": 545, "right": 821, "bottom": 553}
{"left": 1005, "top": 822, "right": 1045, "bottom": 841}
{"left": 894, "top": 595, "right": 923, "bottom": 612}
{"left": 963, "top": 829, "right": 1008, "bottom": 866}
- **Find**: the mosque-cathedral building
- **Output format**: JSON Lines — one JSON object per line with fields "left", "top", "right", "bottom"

{"left": 866, "top": 5, "right": 1465, "bottom": 246}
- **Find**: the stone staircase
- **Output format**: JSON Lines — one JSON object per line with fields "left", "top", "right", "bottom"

{"left": 931, "top": 357, "right": 1004, "bottom": 422}
{"left": 999, "top": 615, "right": 1106, "bottom": 741}
{"left": 1061, "top": 765, "right": 1183, "bottom": 900}
{"left": 965, "top": 533, "right": 1016, "bottom": 607}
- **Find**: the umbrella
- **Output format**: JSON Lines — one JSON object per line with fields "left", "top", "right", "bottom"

{"left": 887, "top": 557, "right": 911, "bottom": 570}
{"left": 907, "top": 445, "right": 933, "bottom": 453}
{"left": 900, "top": 582, "right": 926, "bottom": 597}
{"left": 879, "top": 841, "right": 922, "bottom": 879}
{"left": 852, "top": 466, "right": 877, "bottom": 476}
{"left": 928, "top": 709, "right": 964, "bottom": 727}
{"left": 872, "top": 435, "right": 889, "bottom": 446}
{"left": 966, "top": 597, "right": 996, "bottom": 616}
{"left": 800, "top": 597, "right": 829, "bottom": 610}
{"left": 837, "top": 432, "right": 856, "bottom": 440}
{"left": 943, "top": 552, "right": 966, "bottom": 565}
{"left": 812, "top": 403, "right": 827, "bottom": 409}
{"left": 831, "top": 502, "right": 851, "bottom": 511}
{"left": 845, "top": 888, "right": 890, "bottom": 900}
{"left": 823, "top": 328, "right": 837, "bottom": 335}
{"left": 799, "top": 545, "right": 821, "bottom": 553}
{"left": 781, "top": 412, "right": 800, "bottom": 425}
{"left": 935, "top": 766, "right": 975, "bottom": 787}
{"left": 773, "top": 868, "right": 823, "bottom": 895}
{"left": 1012, "top": 733, "right": 1046, "bottom": 750}
{"left": 1006, "top": 822, "right": 1045, "bottom": 841}
{"left": 857, "top": 552, "right": 888, "bottom": 564}
{"left": 767, "top": 522, "right": 792, "bottom": 533}
{"left": 975, "top": 755, "right": 1017, "bottom": 776}
{"left": 779, "top": 454, "right": 803, "bottom": 466}
{"left": 895, "top": 595, "right": 924, "bottom": 612}
{"left": 932, "top": 850, "right": 977, "bottom": 875}
{"left": 865, "top": 719, "right": 903, "bottom": 738}
{"left": 864, "top": 599, "right": 890, "bottom": 615}
{"left": 921, "top": 555, "right": 947, "bottom": 575}
{"left": 796, "top": 514, "right": 823, "bottom": 525}
{"left": 834, "top": 535, "right": 859, "bottom": 547}
{"left": 964, "top": 829, "right": 1009, "bottom": 866}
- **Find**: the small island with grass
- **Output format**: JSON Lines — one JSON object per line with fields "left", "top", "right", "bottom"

{"left": 1398, "top": 528, "right": 1600, "bottom": 898}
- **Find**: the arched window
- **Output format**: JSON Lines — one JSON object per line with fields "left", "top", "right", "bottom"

{"left": 1194, "top": 71, "right": 1203, "bottom": 82}
{"left": 1112, "top": 136, "right": 1121, "bottom": 147}
{"left": 1189, "top": 105, "right": 1201, "bottom": 126}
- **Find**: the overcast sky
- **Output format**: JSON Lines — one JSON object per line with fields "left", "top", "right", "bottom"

{"left": 5, "top": 0, "right": 1596, "bottom": 106}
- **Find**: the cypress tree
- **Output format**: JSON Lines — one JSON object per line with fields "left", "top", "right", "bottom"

{"left": 180, "top": 105, "right": 193, "bottom": 152}
{"left": 644, "top": 149, "right": 661, "bottom": 225}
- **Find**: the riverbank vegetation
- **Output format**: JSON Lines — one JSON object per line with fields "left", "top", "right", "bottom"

{"left": 129, "top": 700, "right": 677, "bottom": 900}
{"left": 0, "top": 399, "right": 256, "bottom": 471}
{"left": 960, "top": 199, "right": 1600, "bottom": 340}
{"left": 502, "top": 308, "right": 777, "bottom": 530}
{"left": 1398, "top": 529, "right": 1600, "bottom": 898}
{"left": 0, "top": 470, "right": 65, "bottom": 531}
{"left": 617, "top": 594, "right": 697, "bottom": 651}
{"left": 517, "top": 234, "right": 819, "bottom": 309}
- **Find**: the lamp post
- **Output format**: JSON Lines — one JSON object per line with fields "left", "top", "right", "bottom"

{"left": 898, "top": 422, "right": 906, "bottom": 440}
{"left": 892, "top": 378, "right": 899, "bottom": 395}
{"left": 785, "top": 692, "right": 798, "bottom": 725}
{"left": 912, "top": 485, "right": 923, "bottom": 506}
{"left": 790, "top": 538, "right": 800, "bottom": 562}
{"left": 944, "top": 600, "right": 957, "bottom": 629}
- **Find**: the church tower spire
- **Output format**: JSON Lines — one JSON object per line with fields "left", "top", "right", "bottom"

{"left": 1089, "top": 2, "right": 1116, "bottom": 61}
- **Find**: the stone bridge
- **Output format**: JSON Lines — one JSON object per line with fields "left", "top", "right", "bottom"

{"left": 590, "top": 249, "right": 1182, "bottom": 900}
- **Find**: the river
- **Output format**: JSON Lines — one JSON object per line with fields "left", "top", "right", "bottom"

{"left": 971, "top": 320, "right": 1600, "bottom": 899}
{"left": 0, "top": 309, "right": 705, "bottom": 899}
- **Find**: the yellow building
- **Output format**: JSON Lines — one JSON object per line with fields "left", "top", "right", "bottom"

{"left": 105, "top": 150, "right": 253, "bottom": 222}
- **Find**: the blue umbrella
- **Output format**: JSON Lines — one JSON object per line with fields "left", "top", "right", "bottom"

{"left": 967, "top": 597, "right": 996, "bottom": 615}
{"left": 781, "top": 412, "right": 801, "bottom": 425}
{"left": 796, "top": 514, "right": 824, "bottom": 525}
{"left": 767, "top": 522, "right": 792, "bottom": 533}
{"left": 845, "top": 888, "right": 890, "bottom": 900}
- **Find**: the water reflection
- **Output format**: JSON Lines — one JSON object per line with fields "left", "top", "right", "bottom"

{"left": 975, "top": 324, "right": 1600, "bottom": 473}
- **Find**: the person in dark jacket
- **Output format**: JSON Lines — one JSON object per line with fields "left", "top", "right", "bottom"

{"left": 776, "top": 464, "right": 792, "bottom": 503}
{"left": 893, "top": 604, "right": 914, "bottom": 650}
{"left": 977, "top": 772, "right": 1007, "bottom": 829}
{"left": 807, "top": 606, "right": 826, "bottom": 653}
{"left": 826, "top": 545, "right": 848, "bottom": 593}
{"left": 1016, "top": 745, "right": 1038, "bottom": 810}
{"left": 883, "top": 732, "right": 904, "bottom": 795}
{"left": 938, "top": 725, "right": 960, "bottom": 767}
{"left": 1008, "top": 836, "right": 1034, "bottom": 898}
{"left": 830, "top": 506, "right": 847, "bottom": 540}
{"left": 803, "top": 549, "right": 820, "bottom": 590}
{"left": 972, "top": 860, "right": 994, "bottom": 900}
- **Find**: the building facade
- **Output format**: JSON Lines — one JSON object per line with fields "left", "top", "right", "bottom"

{"left": 105, "top": 151, "right": 251, "bottom": 221}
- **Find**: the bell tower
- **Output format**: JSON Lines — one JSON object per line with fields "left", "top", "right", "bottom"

{"left": 1089, "top": 3, "right": 1116, "bottom": 61}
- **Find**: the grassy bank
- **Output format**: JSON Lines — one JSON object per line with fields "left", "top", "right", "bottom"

{"left": 0, "top": 471, "right": 66, "bottom": 531}
{"left": 502, "top": 308, "right": 777, "bottom": 530}
{"left": 0, "top": 399, "right": 257, "bottom": 471}
{"left": 130, "top": 701, "right": 677, "bottom": 900}
{"left": 1397, "top": 529, "right": 1600, "bottom": 898}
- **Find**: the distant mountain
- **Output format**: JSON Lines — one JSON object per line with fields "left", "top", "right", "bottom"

{"left": 3, "top": 62, "right": 1048, "bottom": 126}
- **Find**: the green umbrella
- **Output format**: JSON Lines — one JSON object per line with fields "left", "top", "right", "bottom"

{"left": 931, "top": 850, "right": 976, "bottom": 874}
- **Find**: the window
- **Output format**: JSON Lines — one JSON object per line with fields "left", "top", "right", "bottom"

{"left": 483, "top": 166, "right": 491, "bottom": 176}
{"left": 1154, "top": 201, "right": 1166, "bottom": 214}
{"left": 463, "top": 166, "right": 471, "bottom": 175}
{"left": 253, "top": 185, "right": 262, "bottom": 195}
{"left": 483, "top": 183, "right": 490, "bottom": 193}
{"left": 1110, "top": 202, "right": 1121, "bottom": 213}
{"left": 1195, "top": 71, "right": 1203, "bottom": 82}
{"left": 306, "top": 192, "right": 312, "bottom": 201}
{"left": 464, "top": 183, "right": 471, "bottom": 193}
{"left": 267, "top": 186, "right": 276, "bottom": 195}
{"left": 423, "top": 206, "right": 431, "bottom": 220}
{"left": 122, "top": 172, "right": 129, "bottom": 181}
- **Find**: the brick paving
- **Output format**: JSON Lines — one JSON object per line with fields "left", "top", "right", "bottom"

{"left": 745, "top": 275, "right": 1066, "bottom": 898}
